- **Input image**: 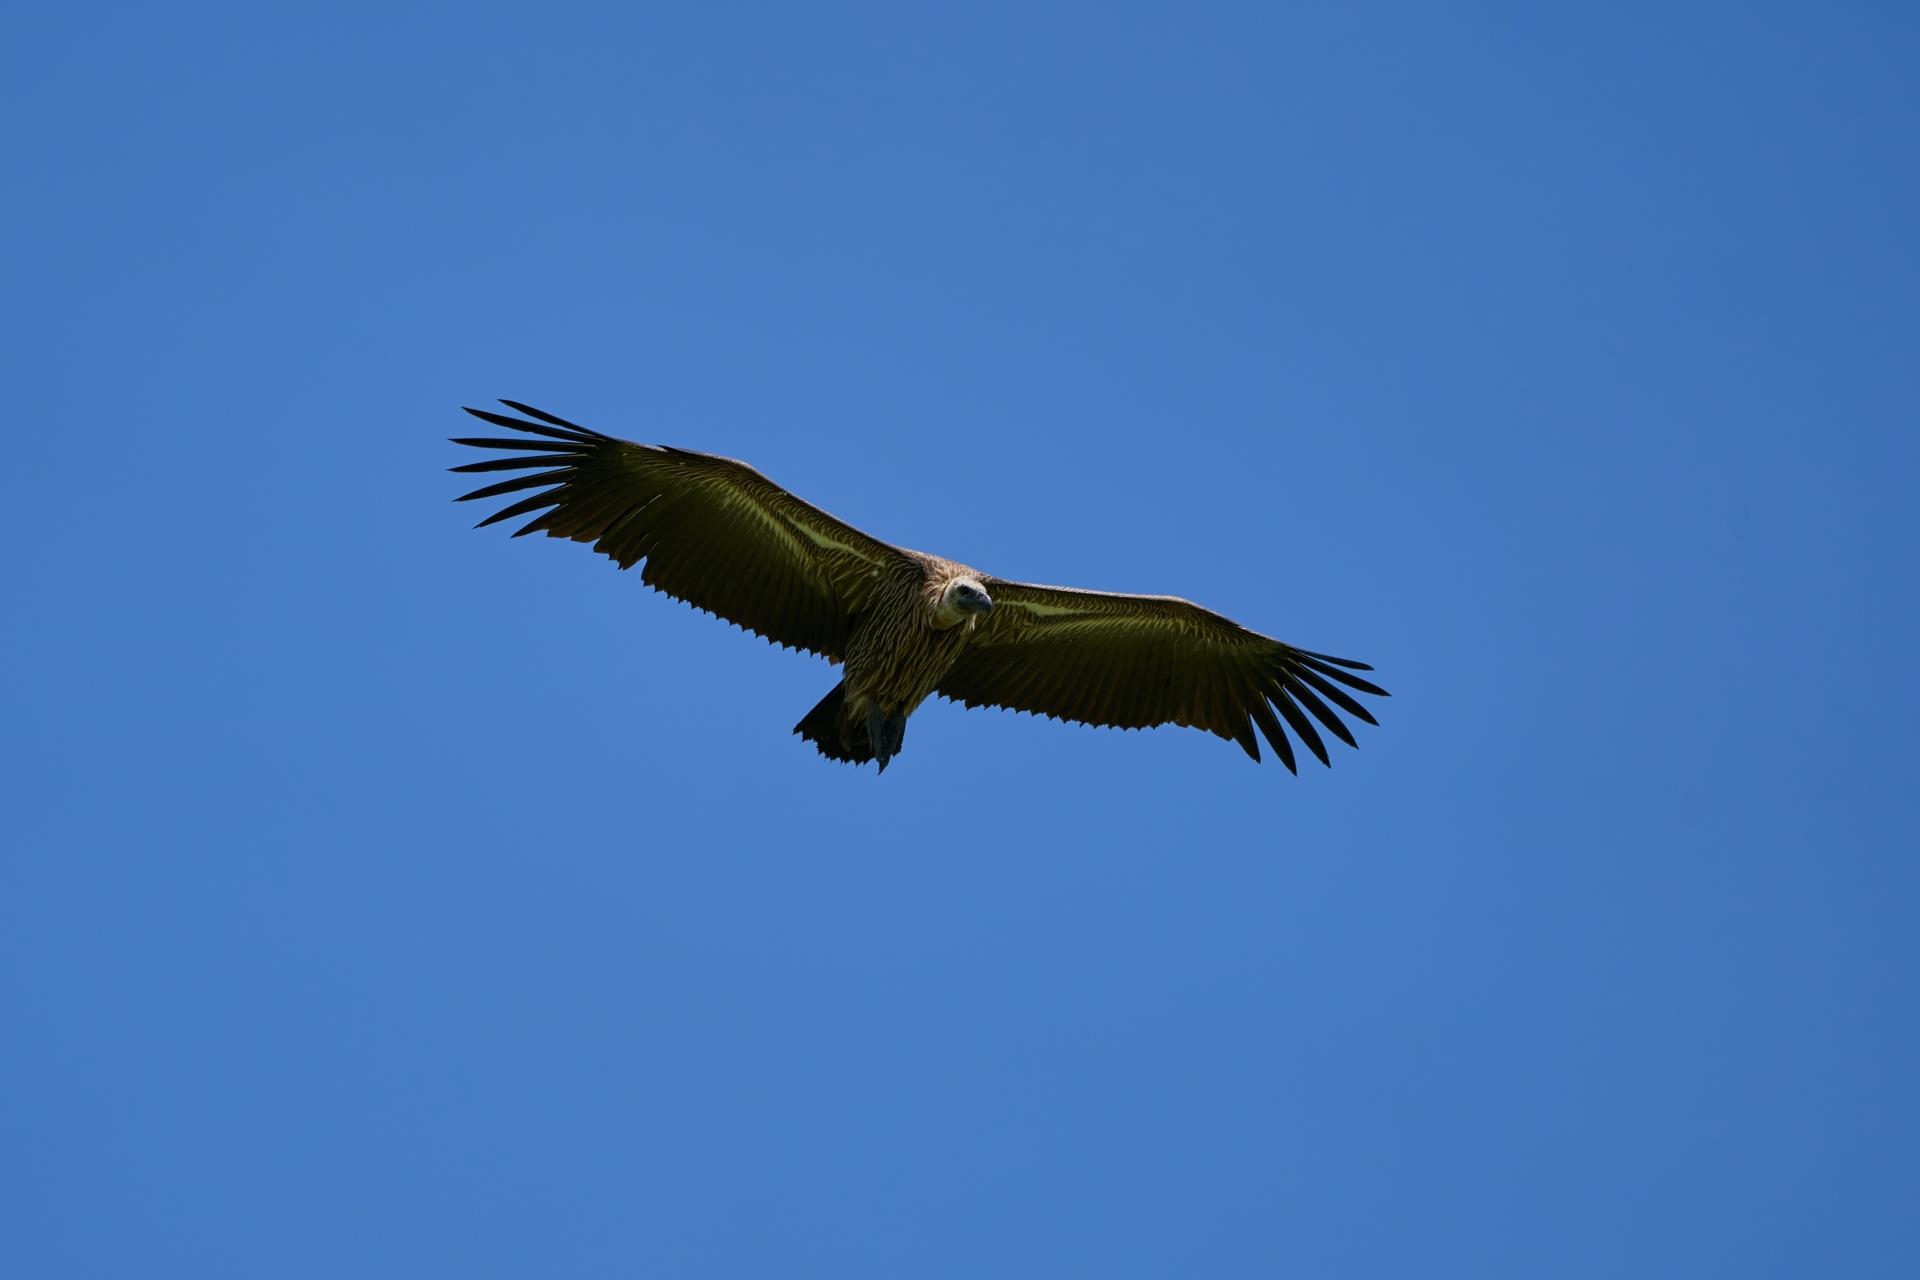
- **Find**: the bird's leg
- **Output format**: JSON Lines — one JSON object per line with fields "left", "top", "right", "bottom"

{"left": 867, "top": 705, "right": 892, "bottom": 773}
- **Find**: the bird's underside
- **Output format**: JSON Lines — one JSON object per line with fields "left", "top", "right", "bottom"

{"left": 451, "top": 401, "right": 1389, "bottom": 774}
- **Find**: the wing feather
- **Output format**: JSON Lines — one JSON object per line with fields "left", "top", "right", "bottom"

{"left": 1284, "top": 677, "right": 1357, "bottom": 749}
{"left": 1248, "top": 695, "right": 1298, "bottom": 774}
{"left": 451, "top": 403, "right": 910, "bottom": 659}
{"left": 1274, "top": 687, "right": 1331, "bottom": 767}
{"left": 1289, "top": 664, "right": 1379, "bottom": 725}
{"left": 936, "top": 579, "right": 1388, "bottom": 767}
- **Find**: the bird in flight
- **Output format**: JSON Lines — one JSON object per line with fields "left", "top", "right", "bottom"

{"left": 452, "top": 402, "right": 1388, "bottom": 773}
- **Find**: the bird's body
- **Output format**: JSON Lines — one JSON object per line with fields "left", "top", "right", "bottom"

{"left": 452, "top": 402, "right": 1388, "bottom": 773}
{"left": 800, "top": 554, "right": 990, "bottom": 768}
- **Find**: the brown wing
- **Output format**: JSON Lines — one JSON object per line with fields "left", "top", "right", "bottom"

{"left": 451, "top": 401, "right": 912, "bottom": 660}
{"left": 935, "top": 579, "right": 1388, "bottom": 770}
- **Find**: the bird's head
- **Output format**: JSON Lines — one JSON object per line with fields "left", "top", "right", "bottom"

{"left": 941, "top": 578, "right": 995, "bottom": 622}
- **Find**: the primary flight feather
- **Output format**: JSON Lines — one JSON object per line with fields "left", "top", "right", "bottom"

{"left": 451, "top": 401, "right": 1388, "bottom": 773}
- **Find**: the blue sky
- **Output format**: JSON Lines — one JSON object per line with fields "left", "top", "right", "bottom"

{"left": 4, "top": 2, "right": 1917, "bottom": 1275}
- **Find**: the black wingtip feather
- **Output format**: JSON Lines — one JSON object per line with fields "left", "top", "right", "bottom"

{"left": 1285, "top": 679, "right": 1358, "bottom": 750}
{"left": 1248, "top": 699, "right": 1297, "bottom": 774}
{"left": 472, "top": 491, "right": 562, "bottom": 529}
{"left": 449, "top": 455, "right": 578, "bottom": 474}
{"left": 1300, "top": 649, "right": 1374, "bottom": 671}
{"left": 1290, "top": 665, "right": 1379, "bottom": 726}
{"left": 455, "top": 472, "right": 568, "bottom": 503}
{"left": 459, "top": 408, "right": 596, "bottom": 444}
{"left": 1273, "top": 693, "right": 1331, "bottom": 768}
{"left": 450, "top": 435, "right": 583, "bottom": 452}
{"left": 1293, "top": 653, "right": 1391, "bottom": 698}
{"left": 497, "top": 400, "right": 596, "bottom": 433}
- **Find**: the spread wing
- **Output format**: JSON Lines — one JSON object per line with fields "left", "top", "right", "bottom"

{"left": 936, "top": 580, "right": 1389, "bottom": 770}
{"left": 451, "top": 401, "right": 912, "bottom": 660}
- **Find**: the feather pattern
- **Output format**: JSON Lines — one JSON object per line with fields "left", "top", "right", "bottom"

{"left": 451, "top": 402, "right": 909, "bottom": 659}
{"left": 935, "top": 580, "right": 1390, "bottom": 768}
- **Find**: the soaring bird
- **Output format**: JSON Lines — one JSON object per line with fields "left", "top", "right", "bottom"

{"left": 452, "top": 402, "right": 1388, "bottom": 773}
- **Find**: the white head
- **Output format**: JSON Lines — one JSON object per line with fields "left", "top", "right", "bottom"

{"left": 939, "top": 577, "right": 995, "bottom": 625}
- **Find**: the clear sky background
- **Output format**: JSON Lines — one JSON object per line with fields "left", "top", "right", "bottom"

{"left": 5, "top": 2, "right": 1917, "bottom": 1276}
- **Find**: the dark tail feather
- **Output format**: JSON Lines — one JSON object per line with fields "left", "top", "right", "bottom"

{"left": 793, "top": 681, "right": 872, "bottom": 764}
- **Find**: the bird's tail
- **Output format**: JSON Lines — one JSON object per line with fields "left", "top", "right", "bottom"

{"left": 794, "top": 681, "right": 871, "bottom": 764}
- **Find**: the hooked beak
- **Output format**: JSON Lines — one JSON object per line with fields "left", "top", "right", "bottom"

{"left": 970, "top": 594, "right": 994, "bottom": 616}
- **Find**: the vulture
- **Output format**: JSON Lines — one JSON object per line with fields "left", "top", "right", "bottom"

{"left": 451, "top": 402, "right": 1388, "bottom": 773}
